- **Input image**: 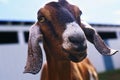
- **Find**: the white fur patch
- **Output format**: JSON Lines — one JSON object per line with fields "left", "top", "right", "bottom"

{"left": 29, "top": 23, "right": 42, "bottom": 46}
{"left": 81, "top": 20, "right": 95, "bottom": 30}
{"left": 62, "top": 21, "right": 85, "bottom": 49}
{"left": 109, "top": 49, "right": 118, "bottom": 55}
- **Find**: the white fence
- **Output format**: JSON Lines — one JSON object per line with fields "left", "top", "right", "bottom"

{"left": 0, "top": 21, "right": 120, "bottom": 80}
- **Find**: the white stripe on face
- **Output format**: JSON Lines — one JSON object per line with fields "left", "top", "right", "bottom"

{"left": 62, "top": 21, "right": 86, "bottom": 50}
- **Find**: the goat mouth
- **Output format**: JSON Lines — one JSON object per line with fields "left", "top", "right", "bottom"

{"left": 69, "top": 53, "right": 87, "bottom": 62}
{"left": 62, "top": 46, "right": 87, "bottom": 54}
{"left": 62, "top": 47, "right": 87, "bottom": 62}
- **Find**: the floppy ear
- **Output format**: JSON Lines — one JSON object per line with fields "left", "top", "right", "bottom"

{"left": 24, "top": 23, "right": 43, "bottom": 74}
{"left": 81, "top": 20, "right": 118, "bottom": 55}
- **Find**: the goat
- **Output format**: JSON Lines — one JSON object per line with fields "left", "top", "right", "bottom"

{"left": 40, "top": 58, "right": 98, "bottom": 80}
{"left": 24, "top": 0, "right": 118, "bottom": 80}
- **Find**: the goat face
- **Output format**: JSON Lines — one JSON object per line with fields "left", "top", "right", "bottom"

{"left": 24, "top": 1, "right": 118, "bottom": 75}
{"left": 37, "top": 2, "right": 87, "bottom": 62}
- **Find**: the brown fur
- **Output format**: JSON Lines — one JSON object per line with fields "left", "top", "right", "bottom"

{"left": 41, "top": 58, "right": 98, "bottom": 80}
{"left": 24, "top": 0, "right": 118, "bottom": 80}
{"left": 37, "top": 2, "right": 99, "bottom": 79}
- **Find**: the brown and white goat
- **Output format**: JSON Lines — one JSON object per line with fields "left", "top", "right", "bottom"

{"left": 24, "top": 0, "right": 118, "bottom": 80}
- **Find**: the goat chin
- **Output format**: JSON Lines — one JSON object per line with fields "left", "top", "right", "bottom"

{"left": 62, "top": 47, "right": 87, "bottom": 62}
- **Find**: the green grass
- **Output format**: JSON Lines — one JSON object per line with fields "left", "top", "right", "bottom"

{"left": 98, "top": 69, "right": 120, "bottom": 80}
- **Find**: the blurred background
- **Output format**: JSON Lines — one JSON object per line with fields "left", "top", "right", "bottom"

{"left": 0, "top": 0, "right": 120, "bottom": 80}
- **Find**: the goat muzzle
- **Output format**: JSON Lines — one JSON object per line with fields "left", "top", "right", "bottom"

{"left": 62, "top": 21, "right": 87, "bottom": 62}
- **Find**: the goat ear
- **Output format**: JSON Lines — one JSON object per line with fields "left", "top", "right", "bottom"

{"left": 24, "top": 23, "right": 43, "bottom": 74}
{"left": 81, "top": 20, "right": 118, "bottom": 55}
{"left": 92, "top": 32, "right": 118, "bottom": 55}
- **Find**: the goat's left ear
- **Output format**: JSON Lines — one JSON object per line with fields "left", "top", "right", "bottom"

{"left": 24, "top": 23, "right": 43, "bottom": 74}
{"left": 81, "top": 20, "right": 118, "bottom": 55}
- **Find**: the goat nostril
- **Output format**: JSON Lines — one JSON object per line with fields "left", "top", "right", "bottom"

{"left": 76, "top": 44, "right": 87, "bottom": 52}
{"left": 68, "top": 36, "right": 81, "bottom": 44}
{"left": 68, "top": 36, "right": 87, "bottom": 52}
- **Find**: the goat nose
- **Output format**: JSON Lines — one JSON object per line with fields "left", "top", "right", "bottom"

{"left": 68, "top": 36, "right": 84, "bottom": 44}
{"left": 68, "top": 36, "right": 87, "bottom": 51}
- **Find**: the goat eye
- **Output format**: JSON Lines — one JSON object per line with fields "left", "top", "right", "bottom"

{"left": 38, "top": 16, "right": 45, "bottom": 23}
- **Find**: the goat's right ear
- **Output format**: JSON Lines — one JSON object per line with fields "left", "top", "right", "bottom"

{"left": 24, "top": 23, "right": 43, "bottom": 74}
{"left": 81, "top": 20, "right": 118, "bottom": 56}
